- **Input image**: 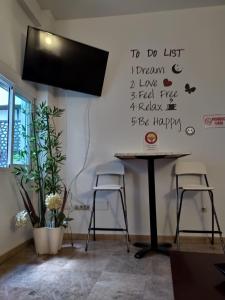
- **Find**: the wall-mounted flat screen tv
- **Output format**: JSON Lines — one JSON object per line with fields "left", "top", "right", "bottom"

{"left": 22, "top": 26, "right": 109, "bottom": 96}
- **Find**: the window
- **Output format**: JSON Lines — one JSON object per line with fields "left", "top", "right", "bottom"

{"left": 0, "top": 79, "right": 10, "bottom": 168}
{"left": 0, "top": 75, "right": 32, "bottom": 168}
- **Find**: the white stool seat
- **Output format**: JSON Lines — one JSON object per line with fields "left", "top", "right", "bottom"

{"left": 180, "top": 184, "right": 214, "bottom": 191}
{"left": 93, "top": 184, "right": 122, "bottom": 191}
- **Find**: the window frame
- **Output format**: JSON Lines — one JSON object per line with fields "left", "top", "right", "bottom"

{"left": 0, "top": 74, "right": 33, "bottom": 169}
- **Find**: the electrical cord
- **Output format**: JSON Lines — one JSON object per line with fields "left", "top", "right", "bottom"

{"left": 63, "top": 92, "right": 92, "bottom": 213}
{"left": 60, "top": 92, "right": 93, "bottom": 247}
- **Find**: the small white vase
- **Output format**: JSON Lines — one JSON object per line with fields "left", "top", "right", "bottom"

{"left": 48, "top": 227, "right": 62, "bottom": 254}
{"left": 33, "top": 227, "right": 49, "bottom": 255}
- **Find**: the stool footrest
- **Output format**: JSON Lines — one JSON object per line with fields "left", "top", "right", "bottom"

{"left": 90, "top": 227, "right": 127, "bottom": 231}
{"left": 179, "top": 230, "right": 222, "bottom": 234}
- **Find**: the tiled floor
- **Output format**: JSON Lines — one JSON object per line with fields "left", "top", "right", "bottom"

{"left": 0, "top": 239, "right": 223, "bottom": 300}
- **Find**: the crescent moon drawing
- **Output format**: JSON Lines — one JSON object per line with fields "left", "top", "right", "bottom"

{"left": 172, "top": 64, "right": 182, "bottom": 74}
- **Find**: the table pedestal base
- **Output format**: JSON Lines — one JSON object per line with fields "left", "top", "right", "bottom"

{"left": 134, "top": 242, "right": 172, "bottom": 259}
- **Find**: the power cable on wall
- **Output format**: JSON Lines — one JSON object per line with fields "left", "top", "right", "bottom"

{"left": 60, "top": 92, "right": 92, "bottom": 246}
{"left": 64, "top": 91, "right": 92, "bottom": 212}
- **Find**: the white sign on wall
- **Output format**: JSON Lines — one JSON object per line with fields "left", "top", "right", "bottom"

{"left": 203, "top": 114, "right": 225, "bottom": 128}
{"left": 143, "top": 131, "right": 159, "bottom": 151}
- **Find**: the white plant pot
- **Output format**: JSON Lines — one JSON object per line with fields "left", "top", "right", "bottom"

{"left": 33, "top": 227, "right": 64, "bottom": 255}
{"left": 33, "top": 227, "right": 49, "bottom": 255}
{"left": 48, "top": 227, "right": 62, "bottom": 254}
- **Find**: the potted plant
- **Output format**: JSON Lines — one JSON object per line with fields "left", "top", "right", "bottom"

{"left": 14, "top": 102, "right": 71, "bottom": 254}
{"left": 45, "top": 192, "right": 73, "bottom": 254}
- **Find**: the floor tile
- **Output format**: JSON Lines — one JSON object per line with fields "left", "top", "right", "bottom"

{"left": 1, "top": 239, "right": 219, "bottom": 300}
{"left": 0, "top": 286, "right": 48, "bottom": 300}
{"left": 143, "top": 275, "right": 174, "bottom": 300}
{"left": 86, "top": 271, "right": 146, "bottom": 300}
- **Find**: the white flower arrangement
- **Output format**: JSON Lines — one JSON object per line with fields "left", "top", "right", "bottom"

{"left": 15, "top": 210, "right": 29, "bottom": 228}
{"left": 45, "top": 193, "right": 73, "bottom": 228}
{"left": 45, "top": 193, "right": 63, "bottom": 210}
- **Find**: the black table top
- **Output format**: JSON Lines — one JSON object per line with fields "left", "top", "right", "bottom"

{"left": 115, "top": 151, "right": 191, "bottom": 160}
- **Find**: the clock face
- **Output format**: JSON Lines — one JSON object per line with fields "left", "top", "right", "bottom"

{"left": 145, "top": 131, "right": 158, "bottom": 144}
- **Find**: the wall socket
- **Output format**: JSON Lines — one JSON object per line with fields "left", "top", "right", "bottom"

{"left": 74, "top": 204, "right": 90, "bottom": 210}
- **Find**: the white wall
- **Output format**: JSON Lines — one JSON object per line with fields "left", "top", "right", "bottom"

{"left": 1, "top": 2, "right": 225, "bottom": 257}
{"left": 55, "top": 6, "right": 225, "bottom": 236}
{"left": 0, "top": 0, "right": 54, "bottom": 256}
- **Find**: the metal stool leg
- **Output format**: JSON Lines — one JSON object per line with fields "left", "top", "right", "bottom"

{"left": 120, "top": 189, "right": 129, "bottom": 235}
{"left": 209, "top": 191, "right": 215, "bottom": 245}
{"left": 174, "top": 202, "right": 179, "bottom": 244}
{"left": 93, "top": 191, "right": 96, "bottom": 241}
{"left": 174, "top": 190, "right": 185, "bottom": 248}
{"left": 122, "top": 177, "right": 130, "bottom": 242}
{"left": 119, "top": 190, "right": 130, "bottom": 252}
{"left": 174, "top": 176, "right": 179, "bottom": 243}
{"left": 209, "top": 191, "right": 225, "bottom": 253}
{"left": 85, "top": 195, "right": 96, "bottom": 251}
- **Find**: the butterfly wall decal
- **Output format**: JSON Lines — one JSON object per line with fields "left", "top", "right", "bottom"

{"left": 185, "top": 84, "right": 196, "bottom": 94}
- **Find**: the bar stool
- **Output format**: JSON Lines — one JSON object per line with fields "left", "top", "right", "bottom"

{"left": 85, "top": 160, "right": 130, "bottom": 252}
{"left": 174, "top": 160, "right": 225, "bottom": 252}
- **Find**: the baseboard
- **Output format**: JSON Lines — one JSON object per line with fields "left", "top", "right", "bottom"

{"left": 64, "top": 233, "right": 224, "bottom": 244}
{"left": 0, "top": 239, "right": 32, "bottom": 264}
{"left": 1, "top": 234, "right": 223, "bottom": 263}
{"left": 64, "top": 233, "right": 150, "bottom": 242}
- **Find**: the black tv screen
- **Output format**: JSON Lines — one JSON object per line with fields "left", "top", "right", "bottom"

{"left": 22, "top": 26, "right": 109, "bottom": 96}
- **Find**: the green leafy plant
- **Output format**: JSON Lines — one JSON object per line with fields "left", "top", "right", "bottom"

{"left": 14, "top": 102, "right": 67, "bottom": 228}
